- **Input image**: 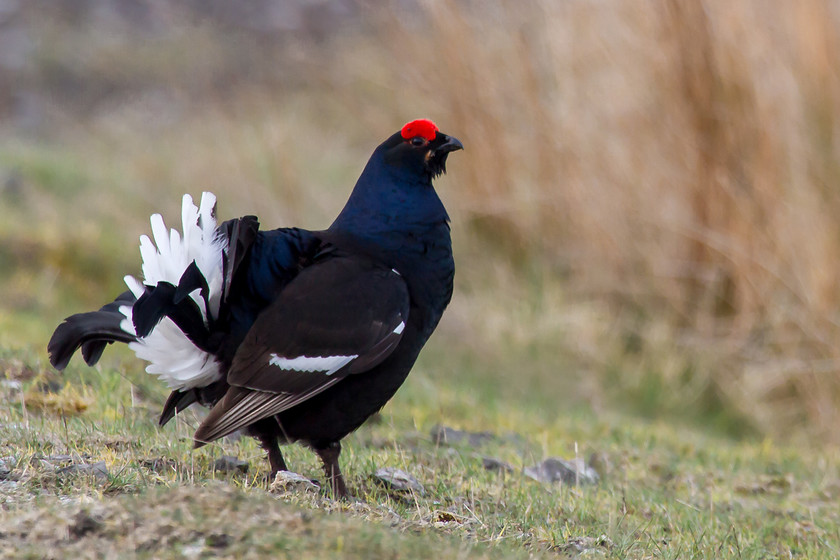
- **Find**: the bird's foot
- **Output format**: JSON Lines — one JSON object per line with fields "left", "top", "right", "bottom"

{"left": 314, "top": 441, "right": 351, "bottom": 500}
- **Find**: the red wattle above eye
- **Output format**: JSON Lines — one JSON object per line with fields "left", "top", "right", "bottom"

{"left": 401, "top": 119, "right": 439, "bottom": 141}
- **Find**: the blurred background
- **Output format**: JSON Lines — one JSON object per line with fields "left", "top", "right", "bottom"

{"left": 2, "top": 0, "right": 840, "bottom": 443}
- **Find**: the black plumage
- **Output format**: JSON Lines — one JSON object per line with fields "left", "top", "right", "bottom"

{"left": 49, "top": 290, "right": 137, "bottom": 370}
{"left": 48, "top": 119, "right": 462, "bottom": 497}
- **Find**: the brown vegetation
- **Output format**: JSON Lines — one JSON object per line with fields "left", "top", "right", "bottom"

{"left": 380, "top": 1, "right": 840, "bottom": 440}
{"left": 3, "top": 0, "right": 840, "bottom": 440}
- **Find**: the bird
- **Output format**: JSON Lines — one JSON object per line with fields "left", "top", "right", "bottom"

{"left": 48, "top": 119, "right": 462, "bottom": 498}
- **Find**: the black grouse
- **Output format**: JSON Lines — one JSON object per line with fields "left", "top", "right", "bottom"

{"left": 48, "top": 119, "right": 462, "bottom": 498}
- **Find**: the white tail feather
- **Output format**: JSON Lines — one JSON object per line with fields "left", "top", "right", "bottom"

{"left": 120, "top": 192, "right": 226, "bottom": 390}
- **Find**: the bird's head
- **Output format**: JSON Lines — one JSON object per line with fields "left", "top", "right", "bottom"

{"left": 330, "top": 119, "right": 463, "bottom": 239}
{"left": 380, "top": 119, "right": 464, "bottom": 179}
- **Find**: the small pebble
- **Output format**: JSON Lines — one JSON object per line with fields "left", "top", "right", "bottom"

{"left": 524, "top": 457, "right": 599, "bottom": 486}
{"left": 0, "top": 456, "right": 14, "bottom": 480}
{"left": 430, "top": 425, "right": 497, "bottom": 447}
{"left": 270, "top": 470, "right": 320, "bottom": 494}
{"left": 481, "top": 456, "right": 515, "bottom": 473}
{"left": 57, "top": 461, "right": 109, "bottom": 480}
{"left": 374, "top": 467, "right": 425, "bottom": 495}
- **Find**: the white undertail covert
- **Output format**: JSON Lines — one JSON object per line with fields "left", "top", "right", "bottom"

{"left": 119, "top": 192, "right": 225, "bottom": 390}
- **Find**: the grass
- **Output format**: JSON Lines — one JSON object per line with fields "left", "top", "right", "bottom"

{"left": 374, "top": 0, "right": 840, "bottom": 440}
{"left": 3, "top": 1, "right": 840, "bottom": 557}
{"left": 7, "top": 0, "right": 840, "bottom": 440}
{"left": 2, "top": 336, "right": 840, "bottom": 558}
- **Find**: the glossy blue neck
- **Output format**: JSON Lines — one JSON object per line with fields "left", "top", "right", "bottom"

{"left": 329, "top": 146, "right": 449, "bottom": 241}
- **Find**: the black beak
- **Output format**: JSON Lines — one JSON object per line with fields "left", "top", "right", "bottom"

{"left": 427, "top": 133, "right": 463, "bottom": 178}
{"left": 437, "top": 135, "right": 464, "bottom": 154}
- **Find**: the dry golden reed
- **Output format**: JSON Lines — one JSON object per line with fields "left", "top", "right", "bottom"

{"left": 7, "top": 0, "right": 840, "bottom": 440}
{"left": 366, "top": 0, "right": 840, "bottom": 439}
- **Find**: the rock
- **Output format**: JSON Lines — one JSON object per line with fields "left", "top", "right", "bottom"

{"left": 41, "top": 454, "right": 75, "bottom": 464}
{"left": 270, "top": 470, "right": 320, "bottom": 494}
{"left": 430, "top": 425, "right": 497, "bottom": 447}
{"left": 374, "top": 467, "right": 425, "bottom": 495}
{"left": 34, "top": 454, "right": 93, "bottom": 471}
{"left": 213, "top": 455, "right": 249, "bottom": 474}
{"left": 524, "top": 457, "right": 599, "bottom": 486}
{"left": 57, "top": 461, "right": 109, "bottom": 480}
{"left": 481, "top": 456, "right": 515, "bottom": 473}
{"left": 0, "top": 456, "right": 14, "bottom": 480}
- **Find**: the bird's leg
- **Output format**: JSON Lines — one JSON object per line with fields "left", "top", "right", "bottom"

{"left": 314, "top": 441, "right": 349, "bottom": 499}
{"left": 258, "top": 433, "right": 287, "bottom": 480}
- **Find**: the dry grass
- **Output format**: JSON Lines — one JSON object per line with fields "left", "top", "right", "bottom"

{"left": 4, "top": 0, "right": 840, "bottom": 441}
{"left": 2, "top": 349, "right": 839, "bottom": 559}
{"left": 370, "top": 0, "right": 840, "bottom": 440}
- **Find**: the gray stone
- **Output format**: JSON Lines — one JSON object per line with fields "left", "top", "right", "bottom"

{"left": 41, "top": 454, "right": 74, "bottom": 464}
{"left": 0, "top": 456, "right": 14, "bottom": 480}
{"left": 57, "top": 461, "right": 109, "bottom": 480}
{"left": 430, "top": 425, "right": 497, "bottom": 447}
{"left": 374, "top": 467, "right": 425, "bottom": 495}
{"left": 270, "top": 470, "right": 320, "bottom": 494}
{"left": 481, "top": 456, "right": 515, "bottom": 473}
{"left": 524, "top": 457, "right": 600, "bottom": 486}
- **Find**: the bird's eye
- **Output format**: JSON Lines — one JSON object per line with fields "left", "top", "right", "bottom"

{"left": 410, "top": 136, "right": 427, "bottom": 147}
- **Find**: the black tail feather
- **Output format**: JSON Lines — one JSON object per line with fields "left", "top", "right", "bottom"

{"left": 132, "top": 282, "right": 174, "bottom": 338}
{"left": 159, "top": 379, "right": 230, "bottom": 426}
{"left": 159, "top": 389, "right": 199, "bottom": 426}
{"left": 50, "top": 216, "right": 260, "bottom": 412}
{"left": 220, "top": 216, "right": 259, "bottom": 307}
{"left": 80, "top": 336, "right": 112, "bottom": 367}
{"left": 132, "top": 279, "right": 211, "bottom": 351}
{"left": 48, "top": 290, "right": 137, "bottom": 370}
{"left": 173, "top": 261, "right": 210, "bottom": 307}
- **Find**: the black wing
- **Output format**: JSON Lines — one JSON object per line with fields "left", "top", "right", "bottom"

{"left": 156, "top": 224, "right": 326, "bottom": 426}
{"left": 193, "top": 253, "right": 409, "bottom": 446}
